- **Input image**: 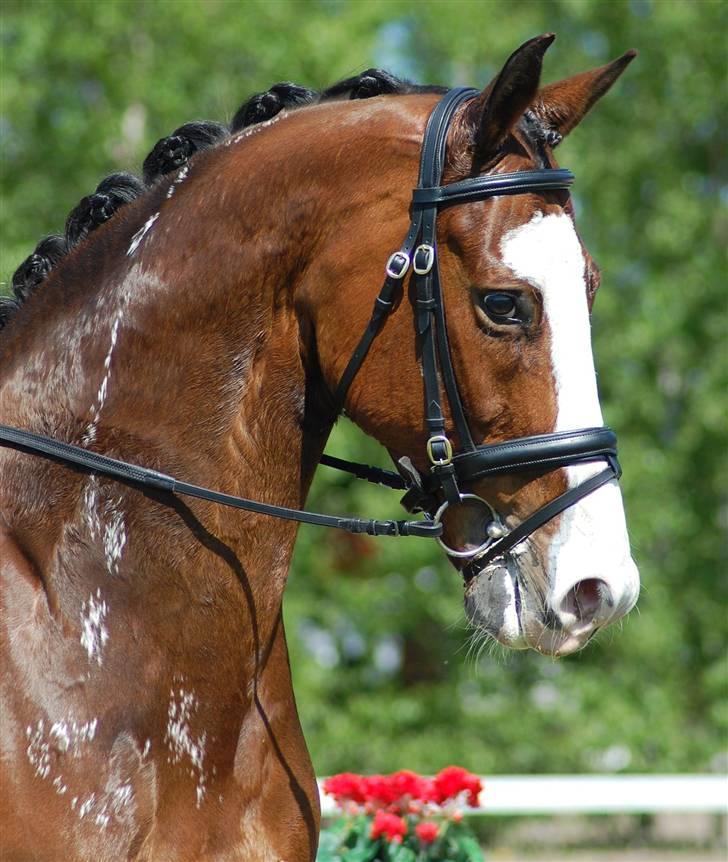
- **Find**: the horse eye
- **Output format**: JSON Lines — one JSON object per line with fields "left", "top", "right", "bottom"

{"left": 482, "top": 292, "right": 518, "bottom": 321}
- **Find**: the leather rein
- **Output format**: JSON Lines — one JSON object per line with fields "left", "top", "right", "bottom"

{"left": 0, "top": 88, "right": 621, "bottom": 565}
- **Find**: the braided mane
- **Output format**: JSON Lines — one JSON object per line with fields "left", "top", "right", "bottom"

{"left": 1, "top": 70, "right": 445, "bottom": 332}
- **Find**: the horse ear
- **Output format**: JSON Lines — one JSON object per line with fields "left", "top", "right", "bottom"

{"left": 531, "top": 50, "right": 637, "bottom": 140}
{"left": 471, "top": 33, "right": 555, "bottom": 164}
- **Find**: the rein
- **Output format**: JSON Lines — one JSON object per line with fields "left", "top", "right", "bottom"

{"left": 0, "top": 88, "right": 622, "bottom": 562}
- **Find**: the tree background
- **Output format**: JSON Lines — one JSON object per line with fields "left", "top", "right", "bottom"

{"left": 1, "top": 0, "right": 725, "bottom": 780}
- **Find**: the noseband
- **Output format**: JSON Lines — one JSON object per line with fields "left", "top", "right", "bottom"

{"left": 0, "top": 88, "right": 620, "bottom": 567}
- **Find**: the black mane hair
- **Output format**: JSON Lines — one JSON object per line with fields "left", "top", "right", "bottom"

{"left": 11, "top": 234, "right": 68, "bottom": 302}
{"left": 65, "top": 172, "right": 146, "bottom": 249}
{"left": 230, "top": 84, "right": 317, "bottom": 132}
{"left": 2, "top": 69, "right": 443, "bottom": 332}
{"left": 143, "top": 121, "right": 228, "bottom": 185}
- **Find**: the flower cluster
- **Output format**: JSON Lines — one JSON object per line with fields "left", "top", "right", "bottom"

{"left": 319, "top": 767, "right": 484, "bottom": 862}
{"left": 323, "top": 766, "right": 483, "bottom": 814}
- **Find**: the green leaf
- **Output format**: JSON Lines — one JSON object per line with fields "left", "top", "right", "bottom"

{"left": 317, "top": 828, "right": 344, "bottom": 862}
{"left": 455, "top": 835, "right": 484, "bottom": 862}
{"left": 388, "top": 845, "right": 417, "bottom": 862}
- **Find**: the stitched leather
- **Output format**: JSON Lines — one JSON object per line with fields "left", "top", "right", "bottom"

{"left": 412, "top": 168, "right": 575, "bottom": 206}
{"left": 452, "top": 428, "right": 618, "bottom": 482}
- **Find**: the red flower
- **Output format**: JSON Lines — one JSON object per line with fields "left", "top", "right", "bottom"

{"left": 415, "top": 821, "right": 440, "bottom": 844}
{"left": 362, "top": 774, "right": 399, "bottom": 806}
{"left": 389, "top": 770, "right": 428, "bottom": 802}
{"left": 322, "top": 772, "right": 366, "bottom": 804}
{"left": 430, "top": 766, "right": 482, "bottom": 807}
{"left": 370, "top": 809, "right": 408, "bottom": 842}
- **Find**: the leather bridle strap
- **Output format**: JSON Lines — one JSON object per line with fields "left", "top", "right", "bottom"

{"left": 416, "top": 88, "right": 479, "bottom": 458}
{"left": 0, "top": 424, "right": 439, "bottom": 538}
{"left": 451, "top": 427, "right": 618, "bottom": 483}
{"left": 412, "top": 168, "right": 575, "bottom": 206}
{"left": 333, "top": 87, "right": 478, "bottom": 416}
{"left": 464, "top": 460, "right": 619, "bottom": 576}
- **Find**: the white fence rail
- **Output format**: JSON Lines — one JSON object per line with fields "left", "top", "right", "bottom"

{"left": 319, "top": 775, "right": 728, "bottom": 817}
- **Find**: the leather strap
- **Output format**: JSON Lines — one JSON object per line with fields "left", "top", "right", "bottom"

{"left": 0, "top": 424, "right": 440, "bottom": 539}
{"left": 451, "top": 427, "right": 618, "bottom": 483}
{"left": 464, "top": 460, "right": 619, "bottom": 575}
{"left": 319, "top": 453, "right": 405, "bottom": 490}
{"left": 412, "top": 168, "right": 575, "bottom": 206}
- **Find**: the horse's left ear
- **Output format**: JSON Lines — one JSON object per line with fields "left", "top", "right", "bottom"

{"left": 470, "top": 33, "right": 556, "bottom": 164}
{"left": 530, "top": 50, "right": 637, "bottom": 140}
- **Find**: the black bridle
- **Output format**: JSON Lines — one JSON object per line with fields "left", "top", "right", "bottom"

{"left": 0, "top": 88, "right": 620, "bottom": 565}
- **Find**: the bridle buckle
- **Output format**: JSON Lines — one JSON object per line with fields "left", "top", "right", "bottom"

{"left": 385, "top": 251, "right": 410, "bottom": 279}
{"left": 413, "top": 244, "right": 435, "bottom": 275}
{"left": 426, "top": 434, "right": 453, "bottom": 466}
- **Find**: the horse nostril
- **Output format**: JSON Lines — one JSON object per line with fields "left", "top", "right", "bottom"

{"left": 555, "top": 578, "right": 613, "bottom": 627}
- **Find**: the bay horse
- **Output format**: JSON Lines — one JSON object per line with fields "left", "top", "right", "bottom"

{"left": 0, "top": 35, "right": 639, "bottom": 861}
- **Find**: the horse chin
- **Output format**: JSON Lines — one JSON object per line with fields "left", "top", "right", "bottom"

{"left": 463, "top": 557, "right": 596, "bottom": 657}
{"left": 463, "top": 558, "right": 529, "bottom": 651}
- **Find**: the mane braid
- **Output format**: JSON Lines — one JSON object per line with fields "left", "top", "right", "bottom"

{"left": 2, "top": 69, "right": 446, "bottom": 333}
{"left": 65, "top": 172, "right": 145, "bottom": 248}
{"left": 230, "top": 84, "right": 317, "bottom": 132}
{"left": 143, "top": 121, "right": 228, "bottom": 185}
{"left": 11, "top": 234, "right": 68, "bottom": 303}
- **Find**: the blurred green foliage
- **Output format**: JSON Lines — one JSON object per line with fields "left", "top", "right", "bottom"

{"left": 1, "top": 0, "right": 725, "bottom": 778}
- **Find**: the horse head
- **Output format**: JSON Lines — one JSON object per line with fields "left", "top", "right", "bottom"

{"left": 306, "top": 36, "right": 639, "bottom": 657}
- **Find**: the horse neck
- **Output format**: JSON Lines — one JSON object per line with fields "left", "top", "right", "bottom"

{"left": 3, "top": 98, "right": 428, "bottom": 584}
{"left": 1, "top": 137, "right": 333, "bottom": 593}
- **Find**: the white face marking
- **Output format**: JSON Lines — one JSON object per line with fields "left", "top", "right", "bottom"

{"left": 165, "top": 684, "right": 207, "bottom": 808}
{"left": 80, "top": 589, "right": 109, "bottom": 665}
{"left": 126, "top": 212, "right": 159, "bottom": 257}
{"left": 499, "top": 569, "right": 521, "bottom": 641}
{"left": 500, "top": 212, "right": 639, "bottom": 623}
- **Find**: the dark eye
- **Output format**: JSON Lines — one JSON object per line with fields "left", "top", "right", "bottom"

{"left": 482, "top": 292, "right": 519, "bottom": 322}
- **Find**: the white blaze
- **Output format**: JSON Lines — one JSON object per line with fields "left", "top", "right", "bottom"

{"left": 500, "top": 212, "right": 639, "bottom": 623}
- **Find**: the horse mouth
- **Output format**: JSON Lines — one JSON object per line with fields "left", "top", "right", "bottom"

{"left": 462, "top": 555, "right": 599, "bottom": 657}
{"left": 463, "top": 557, "right": 529, "bottom": 651}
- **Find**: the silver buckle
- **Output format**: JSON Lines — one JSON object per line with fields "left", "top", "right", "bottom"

{"left": 385, "top": 251, "right": 410, "bottom": 279}
{"left": 413, "top": 244, "right": 435, "bottom": 275}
